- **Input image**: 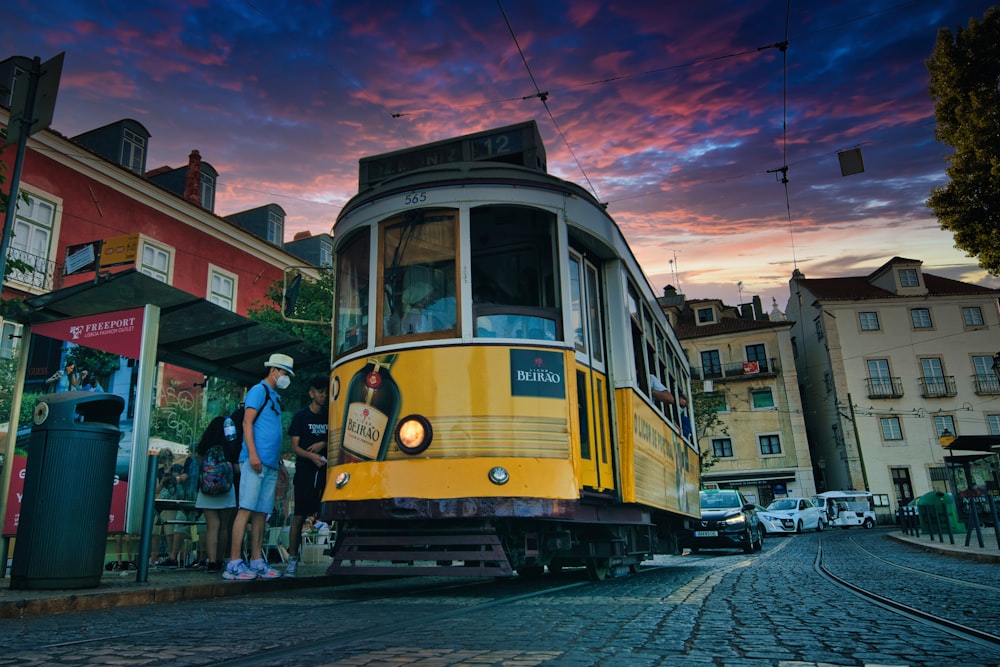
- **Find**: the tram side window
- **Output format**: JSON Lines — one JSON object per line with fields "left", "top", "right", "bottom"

{"left": 335, "top": 231, "right": 370, "bottom": 355}
{"left": 381, "top": 210, "right": 458, "bottom": 339}
{"left": 470, "top": 205, "right": 560, "bottom": 340}
{"left": 629, "top": 285, "right": 649, "bottom": 395}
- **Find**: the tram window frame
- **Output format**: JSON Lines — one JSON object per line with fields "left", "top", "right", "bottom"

{"left": 470, "top": 205, "right": 561, "bottom": 341}
{"left": 569, "top": 254, "right": 585, "bottom": 352}
{"left": 334, "top": 229, "right": 371, "bottom": 356}
{"left": 378, "top": 209, "right": 459, "bottom": 343}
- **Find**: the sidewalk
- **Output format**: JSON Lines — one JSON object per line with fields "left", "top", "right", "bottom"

{"left": 0, "top": 558, "right": 337, "bottom": 620}
{"left": 887, "top": 527, "right": 1000, "bottom": 564}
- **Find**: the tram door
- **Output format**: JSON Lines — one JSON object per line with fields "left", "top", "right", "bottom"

{"left": 570, "top": 253, "right": 615, "bottom": 492}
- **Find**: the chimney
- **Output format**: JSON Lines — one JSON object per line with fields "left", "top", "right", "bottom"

{"left": 184, "top": 150, "right": 202, "bottom": 206}
{"left": 293, "top": 230, "right": 312, "bottom": 241}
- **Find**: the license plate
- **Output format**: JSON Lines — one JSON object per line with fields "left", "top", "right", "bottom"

{"left": 693, "top": 530, "right": 718, "bottom": 537}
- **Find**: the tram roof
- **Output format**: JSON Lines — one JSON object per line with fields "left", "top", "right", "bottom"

{"left": 22, "top": 269, "right": 328, "bottom": 386}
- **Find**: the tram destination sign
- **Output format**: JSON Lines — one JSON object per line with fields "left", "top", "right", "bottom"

{"left": 359, "top": 120, "right": 546, "bottom": 189}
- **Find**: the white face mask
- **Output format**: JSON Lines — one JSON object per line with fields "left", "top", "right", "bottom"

{"left": 276, "top": 374, "right": 291, "bottom": 390}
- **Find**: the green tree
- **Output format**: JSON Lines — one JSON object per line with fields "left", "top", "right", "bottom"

{"left": 692, "top": 390, "right": 728, "bottom": 474}
{"left": 926, "top": 7, "right": 1000, "bottom": 275}
{"left": 246, "top": 268, "right": 335, "bottom": 359}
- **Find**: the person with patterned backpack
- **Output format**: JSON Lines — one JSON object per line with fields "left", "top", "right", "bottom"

{"left": 194, "top": 416, "right": 236, "bottom": 573}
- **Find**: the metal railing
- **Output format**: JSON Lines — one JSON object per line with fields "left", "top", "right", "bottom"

{"left": 690, "top": 357, "right": 779, "bottom": 381}
{"left": 972, "top": 373, "right": 1000, "bottom": 395}
{"left": 866, "top": 376, "right": 904, "bottom": 399}
{"left": 4, "top": 247, "right": 59, "bottom": 292}
{"left": 918, "top": 375, "right": 957, "bottom": 398}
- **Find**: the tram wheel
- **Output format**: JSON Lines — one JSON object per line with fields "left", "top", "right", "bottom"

{"left": 586, "top": 558, "right": 610, "bottom": 581}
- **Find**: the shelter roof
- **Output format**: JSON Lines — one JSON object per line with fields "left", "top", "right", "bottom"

{"left": 23, "top": 269, "right": 327, "bottom": 386}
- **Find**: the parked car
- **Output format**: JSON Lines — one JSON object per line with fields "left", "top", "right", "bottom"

{"left": 681, "top": 489, "right": 764, "bottom": 554}
{"left": 757, "top": 497, "right": 826, "bottom": 534}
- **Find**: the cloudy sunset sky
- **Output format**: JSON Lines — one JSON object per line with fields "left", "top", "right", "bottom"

{"left": 3, "top": 0, "right": 997, "bottom": 308}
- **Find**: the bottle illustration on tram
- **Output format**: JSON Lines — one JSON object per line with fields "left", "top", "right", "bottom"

{"left": 338, "top": 354, "right": 400, "bottom": 463}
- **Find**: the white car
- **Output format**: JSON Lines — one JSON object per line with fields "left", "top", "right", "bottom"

{"left": 757, "top": 497, "right": 826, "bottom": 534}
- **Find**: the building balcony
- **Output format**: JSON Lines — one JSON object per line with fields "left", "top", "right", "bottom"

{"left": 972, "top": 373, "right": 1000, "bottom": 395}
{"left": 690, "top": 358, "right": 779, "bottom": 382}
{"left": 866, "top": 376, "right": 903, "bottom": 399}
{"left": 918, "top": 375, "right": 957, "bottom": 398}
{"left": 4, "top": 247, "right": 60, "bottom": 292}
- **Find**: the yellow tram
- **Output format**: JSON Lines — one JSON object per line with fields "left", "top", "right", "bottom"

{"left": 322, "top": 121, "right": 699, "bottom": 579}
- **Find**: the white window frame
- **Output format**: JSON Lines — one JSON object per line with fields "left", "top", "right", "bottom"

{"left": 858, "top": 311, "right": 880, "bottom": 331}
{"left": 910, "top": 308, "right": 932, "bottom": 329}
{"left": 932, "top": 415, "right": 956, "bottom": 437}
{"left": 320, "top": 239, "right": 333, "bottom": 267}
{"left": 879, "top": 416, "right": 903, "bottom": 441}
{"left": 988, "top": 414, "right": 1000, "bottom": 436}
{"left": 200, "top": 172, "right": 216, "bottom": 211}
{"left": 898, "top": 268, "right": 919, "bottom": 287}
{"left": 0, "top": 320, "right": 22, "bottom": 359}
{"left": 267, "top": 210, "right": 284, "bottom": 245}
{"left": 207, "top": 264, "right": 238, "bottom": 311}
{"left": 138, "top": 238, "right": 174, "bottom": 283}
{"left": 121, "top": 127, "right": 145, "bottom": 174}
{"left": 6, "top": 188, "right": 61, "bottom": 293}
{"left": 696, "top": 307, "right": 715, "bottom": 325}
{"left": 962, "top": 306, "right": 985, "bottom": 327}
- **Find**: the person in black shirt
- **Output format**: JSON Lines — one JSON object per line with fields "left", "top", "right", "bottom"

{"left": 284, "top": 375, "right": 329, "bottom": 577}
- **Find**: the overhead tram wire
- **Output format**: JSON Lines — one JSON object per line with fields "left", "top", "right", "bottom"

{"left": 496, "top": 0, "right": 601, "bottom": 204}
{"left": 764, "top": 0, "right": 798, "bottom": 271}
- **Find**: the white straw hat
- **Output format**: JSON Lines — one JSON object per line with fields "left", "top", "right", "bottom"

{"left": 264, "top": 353, "right": 295, "bottom": 376}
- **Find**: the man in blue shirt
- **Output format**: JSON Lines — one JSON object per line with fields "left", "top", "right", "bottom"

{"left": 223, "top": 353, "right": 294, "bottom": 581}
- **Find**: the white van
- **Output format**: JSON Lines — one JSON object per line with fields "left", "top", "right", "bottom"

{"left": 812, "top": 491, "right": 877, "bottom": 529}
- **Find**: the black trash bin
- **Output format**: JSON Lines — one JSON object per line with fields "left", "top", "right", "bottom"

{"left": 10, "top": 392, "right": 125, "bottom": 590}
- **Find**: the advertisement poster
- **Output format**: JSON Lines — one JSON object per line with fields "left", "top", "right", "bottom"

{"left": 2, "top": 308, "right": 144, "bottom": 536}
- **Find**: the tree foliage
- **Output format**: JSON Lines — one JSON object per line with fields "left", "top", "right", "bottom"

{"left": 926, "top": 7, "right": 1000, "bottom": 275}
{"left": 692, "top": 390, "right": 729, "bottom": 473}
{"left": 246, "top": 268, "right": 335, "bottom": 377}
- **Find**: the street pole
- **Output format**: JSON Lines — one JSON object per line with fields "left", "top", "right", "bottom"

{"left": 0, "top": 57, "right": 41, "bottom": 285}
{"left": 847, "top": 392, "right": 870, "bottom": 491}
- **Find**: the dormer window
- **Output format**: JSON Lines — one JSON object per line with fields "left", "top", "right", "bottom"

{"left": 898, "top": 268, "right": 919, "bottom": 287}
{"left": 696, "top": 307, "right": 715, "bottom": 324}
{"left": 200, "top": 172, "right": 216, "bottom": 211}
{"left": 267, "top": 210, "right": 284, "bottom": 245}
{"left": 121, "top": 127, "right": 145, "bottom": 174}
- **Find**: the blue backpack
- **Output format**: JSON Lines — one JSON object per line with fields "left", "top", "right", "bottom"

{"left": 199, "top": 445, "right": 233, "bottom": 495}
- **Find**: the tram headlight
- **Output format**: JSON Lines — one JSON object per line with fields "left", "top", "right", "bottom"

{"left": 335, "top": 472, "right": 350, "bottom": 488}
{"left": 394, "top": 414, "right": 433, "bottom": 455}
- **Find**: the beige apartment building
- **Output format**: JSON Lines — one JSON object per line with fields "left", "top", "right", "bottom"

{"left": 786, "top": 257, "right": 1000, "bottom": 520}
{"left": 660, "top": 288, "right": 815, "bottom": 506}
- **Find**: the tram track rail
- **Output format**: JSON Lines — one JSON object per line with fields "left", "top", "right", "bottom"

{"left": 814, "top": 541, "right": 1000, "bottom": 649}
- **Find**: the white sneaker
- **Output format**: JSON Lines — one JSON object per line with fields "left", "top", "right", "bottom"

{"left": 284, "top": 556, "right": 299, "bottom": 578}
{"left": 250, "top": 558, "right": 281, "bottom": 579}
{"left": 222, "top": 559, "right": 257, "bottom": 581}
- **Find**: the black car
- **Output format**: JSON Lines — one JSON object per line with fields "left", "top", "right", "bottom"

{"left": 680, "top": 489, "right": 764, "bottom": 554}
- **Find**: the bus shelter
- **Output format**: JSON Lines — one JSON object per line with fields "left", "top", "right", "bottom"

{"left": 1, "top": 269, "right": 327, "bottom": 582}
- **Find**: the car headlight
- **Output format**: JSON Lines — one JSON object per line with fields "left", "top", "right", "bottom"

{"left": 759, "top": 513, "right": 774, "bottom": 521}
{"left": 394, "top": 414, "right": 433, "bottom": 454}
{"left": 724, "top": 515, "right": 746, "bottom": 526}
